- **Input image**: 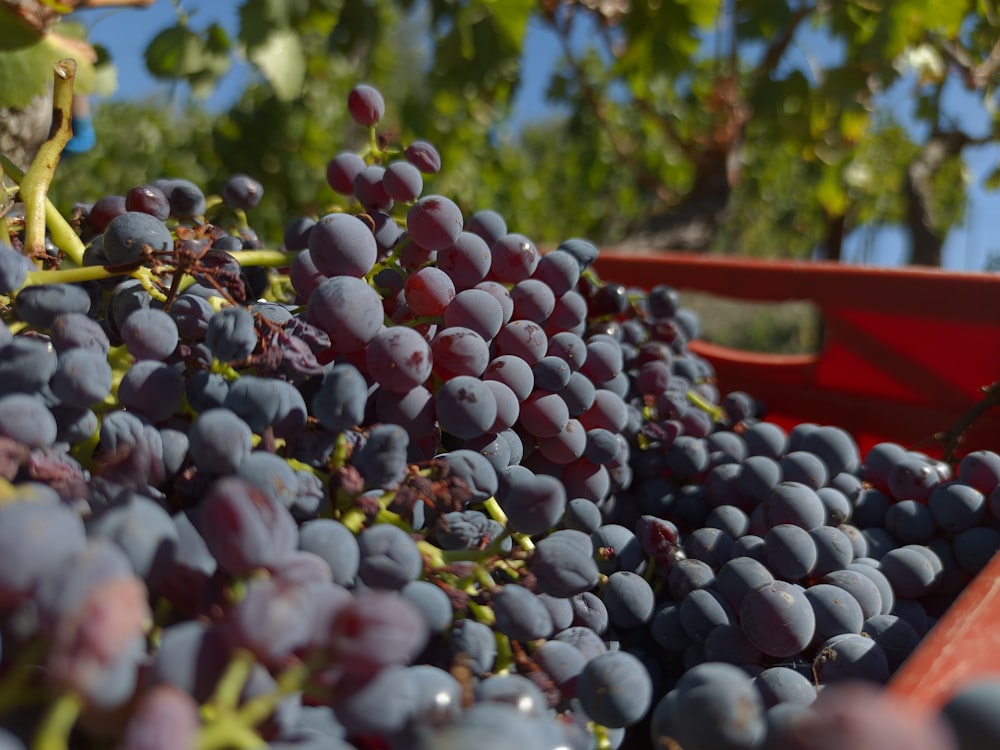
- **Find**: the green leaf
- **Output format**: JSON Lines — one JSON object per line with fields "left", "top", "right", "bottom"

{"left": 481, "top": 0, "right": 533, "bottom": 47}
{"left": 248, "top": 29, "right": 306, "bottom": 101}
{"left": 145, "top": 25, "right": 205, "bottom": 79}
{"left": 985, "top": 165, "right": 1000, "bottom": 192}
{"left": 816, "top": 166, "right": 849, "bottom": 215}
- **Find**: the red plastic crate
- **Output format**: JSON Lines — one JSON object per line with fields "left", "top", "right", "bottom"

{"left": 593, "top": 251, "right": 1000, "bottom": 714}
{"left": 593, "top": 252, "right": 1000, "bottom": 459}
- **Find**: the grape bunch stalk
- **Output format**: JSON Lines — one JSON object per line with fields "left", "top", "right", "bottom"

{"left": 0, "top": 71, "right": 998, "bottom": 750}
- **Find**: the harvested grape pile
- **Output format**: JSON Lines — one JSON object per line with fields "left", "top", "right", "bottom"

{"left": 0, "top": 83, "right": 998, "bottom": 750}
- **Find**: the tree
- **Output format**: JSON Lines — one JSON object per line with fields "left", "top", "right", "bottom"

{"left": 11, "top": 1, "right": 999, "bottom": 267}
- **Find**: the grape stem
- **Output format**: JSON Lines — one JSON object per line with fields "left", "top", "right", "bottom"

{"left": 0, "top": 155, "right": 86, "bottom": 268}
{"left": 937, "top": 379, "right": 1000, "bottom": 462}
{"left": 20, "top": 60, "right": 77, "bottom": 267}
{"left": 30, "top": 690, "right": 83, "bottom": 750}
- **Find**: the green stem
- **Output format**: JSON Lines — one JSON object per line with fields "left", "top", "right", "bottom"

{"left": 235, "top": 250, "right": 299, "bottom": 268}
{"left": 483, "top": 497, "right": 534, "bottom": 552}
{"left": 687, "top": 388, "right": 725, "bottom": 422}
{"left": 21, "top": 60, "right": 77, "bottom": 264}
{"left": 236, "top": 662, "right": 309, "bottom": 728}
{"left": 31, "top": 690, "right": 83, "bottom": 750}
{"left": 209, "top": 648, "right": 256, "bottom": 715}
{"left": 468, "top": 599, "right": 495, "bottom": 625}
{"left": 23, "top": 265, "right": 117, "bottom": 287}
{"left": 494, "top": 632, "right": 514, "bottom": 674}
{"left": 196, "top": 716, "right": 265, "bottom": 750}
{"left": 0, "top": 638, "right": 47, "bottom": 715}
{"left": 0, "top": 155, "right": 86, "bottom": 268}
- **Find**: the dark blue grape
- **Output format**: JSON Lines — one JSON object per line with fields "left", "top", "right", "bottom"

{"left": 740, "top": 580, "right": 815, "bottom": 658}
{"left": 576, "top": 650, "right": 652, "bottom": 728}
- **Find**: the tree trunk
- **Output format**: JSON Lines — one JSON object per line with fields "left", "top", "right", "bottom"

{"left": 821, "top": 213, "right": 846, "bottom": 262}
{"left": 619, "top": 147, "right": 732, "bottom": 252}
{"left": 904, "top": 132, "right": 968, "bottom": 267}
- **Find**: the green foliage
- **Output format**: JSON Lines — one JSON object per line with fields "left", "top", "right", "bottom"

{"left": 0, "top": 8, "right": 101, "bottom": 108}
{"left": 35, "top": 0, "right": 999, "bottom": 267}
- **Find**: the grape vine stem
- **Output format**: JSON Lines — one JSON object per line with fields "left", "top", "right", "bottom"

{"left": 21, "top": 59, "right": 77, "bottom": 267}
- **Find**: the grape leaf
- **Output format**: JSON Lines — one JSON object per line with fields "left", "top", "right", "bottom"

{"left": 248, "top": 29, "right": 306, "bottom": 101}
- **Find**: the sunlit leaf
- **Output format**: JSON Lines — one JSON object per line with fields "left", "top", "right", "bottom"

{"left": 248, "top": 29, "right": 306, "bottom": 101}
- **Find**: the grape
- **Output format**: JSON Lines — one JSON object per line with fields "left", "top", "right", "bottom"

{"left": 233, "top": 450, "right": 299, "bottom": 509}
{"left": 940, "top": 678, "right": 1000, "bottom": 750}
{"left": 879, "top": 545, "right": 939, "bottom": 598}
{"left": 680, "top": 588, "right": 734, "bottom": 642}
{"left": 330, "top": 590, "right": 429, "bottom": 678}
{"left": 444, "top": 288, "right": 504, "bottom": 341}
{"left": 510, "top": 278, "right": 556, "bottom": 323}
{"left": 366, "top": 326, "right": 432, "bottom": 394}
{"left": 407, "top": 195, "right": 463, "bottom": 252}
{"left": 347, "top": 83, "right": 385, "bottom": 125}
{"left": 117, "top": 360, "right": 184, "bottom": 423}
{"left": 821, "top": 568, "right": 883, "bottom": 620}
{"left": 230, "top": 577, "right": 316, "bottom": 667}
{"left": 49, "top": 347, "right": 113, "bottom": 409}
{"left": 205, "top": 305, "right": 256, "bottom": 362}
{"left": 576, "top": 650, "right": 652, "bottom": 728}
{"left": 438, "top": 231, "right": 492, "bottom": 290}
{"left": 14, "top": 283, "right": 92, "bottom": 329}
{"left": 0, "top": 337, "right": 58, "bottom": 395}
{"left": 492, "top": 584, "right": 554, "bottom": 641}
{"left": 357, "top": 523, "right": 422, "bottom": 590}
{"left": 556, "top": 237, "right": 599, "bottom": 271}
{"left": 0, "top": 500, "right": 87, "bottom": 607}
{"left": 767, "top": 680, "right": 957, "bottom": 750}
{"left": 764, "top": 482, "right": 827, "bottom": 530}
{"left": 651, "top": 662, "right": 765, "bottom": 750}
{"left": 780, "top": 450, "right": 829, "bottom": 489}
{"left": 103, "top": 211, "right": 173, "bottom": 265}
{"left": 804, "top": 583, "right": 865, "bottom": 643}
{"left": 884, "top": 501, "right": 933, "bottom": 547}
{"left": 326, "top": 152, "right": 367, "bottom": 194}
{"left": 223, "top": 376, "right": 307, "bottom": 439}
{"left": 119, "top": 308, "right": 179, "bottom": 361}
{"left": 401, "top": 580, "right": 453, "bottom": 634}
{"left": 404, "top": 139, "right": 442, "bottom": 173}
{"left": 490, "top": 233, "right": 540, "bottom": 283}
{"left": 306, "top": 275, "right": 384, "bottom": 352}
{"left": 312, "top": 363, "right": 368, "bottom": 431}
{"left": 120, "top": 685, "right": 200, "bottom": 750}
{"left": 740, "top": 580, "right": 816, "bottom": 658}
{"left": 406, "top": 266, "right": 456, "bottom": 316}
{"left": 383, "top": 160, "right": 423, "bottom": 202}
{"left": 0, "top": 394, "right": 57, "bottom": 448}
{"left": 197, "top": 476, "right": 297, "bottom": 575}
{"left": 861, "top": 613, "right": 921, "bottom": 672}
{"left": 449, "top": 619, "right": 497, "bottom": 676}
{"left": 0, "top": 243, "right": 35, "bottom": 293}
{"left": 531, "top": 529, "right": 601, "bottom": 598}
{"left": 222, "top": 173, "right": 263, "bottom": 211}
{"left": 814, "top": 633, "right": 889, "bottom": 683}
{"left": 533, "top": 249, "right": 581, "bottom": 297}
{"left": 754, "top": 666, "right": 816, "bottom": 708}
{"left": 435, "top": 376, "right": 497, "bottom": 439}
{"left": 299, "top": 519, "right": 360, "bottom": 587}
{"left": 498, "top": 471, "right": 566, "bottom": 535}
{"left": 483, "top": 354, "right": 534, "bottom": 400}
{"left": 928, "top": 481, "right": 986, "bottom": 533}
{"left": 888, "top": 455, "right": 942, "bottom": 501}
{"left": 308, "top": 213, "right": 377, "bottom": 278}
{"left": 354, "top": 164, "right": 393, "bottom": 211}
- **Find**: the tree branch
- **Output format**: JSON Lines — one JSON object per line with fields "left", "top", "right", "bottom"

{"left": 546, "top": 10, "right": 680, "bottom": 205}
{"left": 751, "top": 2, "right": 816, "bottom": 82}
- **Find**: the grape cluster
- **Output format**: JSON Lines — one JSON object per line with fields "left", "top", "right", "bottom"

{"left": 0, "top": 83, "right": 997, "bottom": 750}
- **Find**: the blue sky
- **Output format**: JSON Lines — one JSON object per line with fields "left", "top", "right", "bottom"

{"left": 75, "top": 0, "right": 999, "bottom": 271}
